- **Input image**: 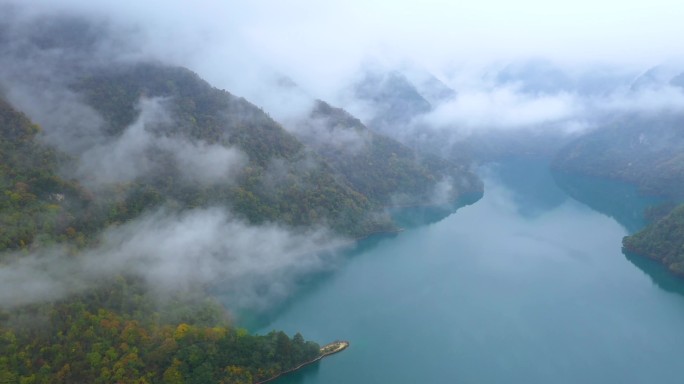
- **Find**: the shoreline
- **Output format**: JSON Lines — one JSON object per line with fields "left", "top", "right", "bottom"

{"left": 254, "top": 341, "right": 349, "bottom": 384}
{"left": 351, "top": 191, "right": 484, "bottom": 241}
{"left": 353, "top": 227, "right": 403, "bottom": 241}
{"left": 386, "top": 190, "right": 484, "bottom": 211}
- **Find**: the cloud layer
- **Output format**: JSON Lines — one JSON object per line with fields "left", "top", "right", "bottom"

{"left": 0, "top": 207, "right": 347, "bottom": 311}
{"left": 6, "top": 0, "right": 684, "bottom": 102}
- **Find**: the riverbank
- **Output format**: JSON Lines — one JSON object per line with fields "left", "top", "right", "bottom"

{"left": 255, "top": 341, "right": 349, "bottom": 384}
{"left": 355, "top": 190, "right": 484, "bottom": 240}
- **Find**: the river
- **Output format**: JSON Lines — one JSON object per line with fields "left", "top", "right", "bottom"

{"left": 254, "top": 159, "right": 684, "bottom": 384}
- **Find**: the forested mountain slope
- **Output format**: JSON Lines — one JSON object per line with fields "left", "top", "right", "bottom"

{"left": 0, "top": 99, "right": 322, "bottom": 383}
{"left": 552, "top": 113, "right": 684, "bottom": 199}
{"left": 0, "top": 11, "right": 483, "bottom": 383}
{"left": 623, "top": 204, "right": 684, "bottom": 276}
{"left": 292, "top": 100, "right": 482, "bottom": 207}
{"left": 69, "top": 63, "right": 391, "bottom": 237}
{"left": 0, "top": 277, "right": 321, "bottom": 384}
{"left": 353, "top": 70, "right": 433, "bottom": 131}
{"left": 0, "top": 97, "right": 89, "bottom": 250}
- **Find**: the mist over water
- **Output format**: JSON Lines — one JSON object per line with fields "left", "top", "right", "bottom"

{"left": 257, "top": 160, "right": 684, "bottom": 384}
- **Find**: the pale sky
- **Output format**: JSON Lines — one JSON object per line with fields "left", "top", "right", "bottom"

{"left": 236, "top": 0, "right": 684, "bottom": 68}
{"left": 16, "top": 0, "right": 684, "bottom": 70}
{"left": 8, "top": 0, "right": 684, "bottom": 122}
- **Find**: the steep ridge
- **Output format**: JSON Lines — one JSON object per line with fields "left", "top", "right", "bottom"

{"left": 70, "top": 63, "right": 391, "bottom": 237}
{"left": 552, "top": 112, "right": 684, "bottom": 199}
{"left": 353, "top": 70, "right": 433, "bottom": 131}
{"left": 293, "top": 100, "right": 482, "bottom": 208}
{"left": 623, "top": 204, "right": 684, "bottom": 276}
{"left": 0, "top": 98, "right": 324, "bottom": 383}
{"left": 0, "top": 97, "right": 89, "bottom": 250}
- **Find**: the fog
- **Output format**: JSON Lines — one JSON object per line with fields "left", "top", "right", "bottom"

{"left": 4, "top": 0, "right": 684, "bottom": 135}
{"left": 422, "top": 87, "right": 580, "bottom": 132}
{"left": 417, "top": 78, "right": 684, "bottom": 135}
{"left": 77, "top": 98, "right": 246, "bottom": 187}
{"left": 0, "top": 207, "right": 347, "bottom": 311}
{"left": 6, "top": 0, "right": 684, "bottom": 106}
{"left": 286, "top": 108, "right": 373, "bottom": 156}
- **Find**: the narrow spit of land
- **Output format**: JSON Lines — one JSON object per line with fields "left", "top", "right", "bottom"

{"left": 255, "top": 341, "right": 350, "bottom": 384}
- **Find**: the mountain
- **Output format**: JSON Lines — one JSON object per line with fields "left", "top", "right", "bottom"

{"left": 623, "top": 204, "right": 684, "bottom": 276}
{"left": 0, "top": 276, "right": 322, "bottom": 383}
{"left": 353, "top": 70, "right": 433, "bottom": 131}
{"left": 0, "top": 97, "right": 89, "bottom": 250}
{"left": 0, "top": 97, "right": 324, "bottom": 383}
{"left": 630, "top": 65, "right": 681, "bottom": 91}
{"left": 0, "top": 12, "right": 463, "bottom": 383}
{"left": 0, "top": 10, "right": 485, "bottom": 382}
{"left": 0, "top": 10, "right": 486, "bottom": 382}
{"left": 68, "top": 62, "right": 391, "bottom": 237}
{"left": 552, "top": 112, "right": 684, "bottom": 199}
{"left": 495, "top": 60, "right": 575, "bottom": 94}
{"left": 495, "top": 59, "right": 634, "bottom": 96}
{"left": 292, "top": 100, "right": 482, "bottom": 207}
{"left": 401, "top": 68, "right": 457, "bottom": 105}
{"left": 669, "top": 71, "right": 684, "bottom": 89}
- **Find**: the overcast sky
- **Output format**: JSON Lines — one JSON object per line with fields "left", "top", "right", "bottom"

{"left": 235, "top": 0, "right": 684, "bottom": 68}
{"left": 12, "top": 0, "right": 684, "bottom": 87}
{"left": 6, "top": 0, "right": 684, "bottom": 131}
{"left": 166, "top": 0, "right": 684, "bottom": 94}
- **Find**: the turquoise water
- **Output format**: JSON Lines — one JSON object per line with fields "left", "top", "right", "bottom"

{"left": 256, "top": 160, "right": 684, "bottom": 384}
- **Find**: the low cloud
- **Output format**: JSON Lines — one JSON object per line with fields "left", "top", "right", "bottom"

{"left": 429, "top": 177, "right": 457, "bottom": 206}
{"left": 410, "top": 71, "right": 684, "bottom": 138}
{"left": 594, "top": 85, "right": 684, "bottom": 115}
{"left": 0, "top": 207, "right": 348, "bottom": 312}
{"left": 421, "top": 86, "right": 580, "bottom": 132}
{"left": 4, "top": 83, "right": 110, "bottom": 156}
{"left": 286, "top": 115, "right": 372, "bottom": 156}
{"left": 76, "top": 97, "right": 246, "bottom": 187}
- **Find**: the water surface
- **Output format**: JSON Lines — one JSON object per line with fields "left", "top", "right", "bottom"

{"left": 256, "top": 160, "right": 684, "bottom": 384}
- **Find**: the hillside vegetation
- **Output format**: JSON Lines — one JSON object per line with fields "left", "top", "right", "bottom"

{"left": 552, "top": 113, "right": 684, "bottom": 199}
{"left": 0, "top": 13, "right": 482, "bottom": 383}
{"left": 0, "top": 277, "right": 320, "bottom": 384}
{"left": 295, "top": 100, "right": 482, "bottom": 207}
{"left": 0, "top": 99, "right": 323, "bottom": 383}
{"left": 553, "top": 111, "right": 684, "bottom": 278}
{"left": 72, "top": 63, "right": 390, "bottom": 238}
{"left": 0, "top": 97, "right": 88, "bottom": 250}
{"left": 623, "top": 204, "right": 684, "bottom": 276}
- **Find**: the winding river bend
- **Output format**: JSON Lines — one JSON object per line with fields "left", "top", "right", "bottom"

{"left": 254, "top": 159, "right": 684, "bottom": 384}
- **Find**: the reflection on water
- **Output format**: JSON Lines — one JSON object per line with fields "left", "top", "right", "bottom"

{"left": 552, "top": 170, "right": 664, "bottom": 233}
{"left": 390, "top": 191, "right": 482, "bottom": 229}
{"left": 550, "top": 168, "right": 679, "bottom": 291}
{"left": 256, "top": 158, "right": 684, "bottom": 384}
{"left": 238, "top": 188, "right": 481, "bottom": 330}
{"left": 493, "top": 158, "right": 568, "bottom": 217}
{"left": 623, "top": 251, "right": 684, "bottom": 295}
{"left": 236, "top": 232, "right": 400, "bottom": 330}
